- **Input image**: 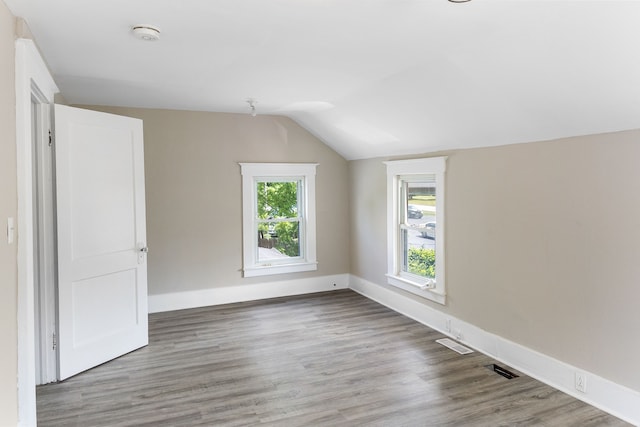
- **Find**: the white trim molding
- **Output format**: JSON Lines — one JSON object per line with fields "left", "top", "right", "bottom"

{"left": 15, "top": 38, "right": 59, "bottom": 427}
{"left": 349, "top": 275, "right": 640, "bottom": 426}
{"left": 149, "top": 274, "right": 349, "bottom": 313}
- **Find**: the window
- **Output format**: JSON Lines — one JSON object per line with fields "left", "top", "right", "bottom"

{"left": 385, "top": 157, "right": 447, "bottom": 304}
{"left": 240, "top": 163, "right": 318, "bottom": 277}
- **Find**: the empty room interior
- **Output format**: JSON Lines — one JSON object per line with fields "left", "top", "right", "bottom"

{"left": 2, "top": 0, "right": 640, "bottom": 425}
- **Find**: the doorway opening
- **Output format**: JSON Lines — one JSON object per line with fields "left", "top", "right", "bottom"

{"left": 30, "top": 85, "right": 58, "bottom": 385}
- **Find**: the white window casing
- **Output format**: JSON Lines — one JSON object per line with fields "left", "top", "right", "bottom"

{"left": 240, "top": 163, "right": 318, "bottom": 277}
{"left": 385, "top": 157, "right": 447, "bottom": 304}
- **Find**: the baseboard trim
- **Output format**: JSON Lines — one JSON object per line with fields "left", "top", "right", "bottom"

{"left": 148, "top": 274, "right": 349, "bottom": 313}
{"left": 348, "top": 275, "right": 640, "bottom": 426}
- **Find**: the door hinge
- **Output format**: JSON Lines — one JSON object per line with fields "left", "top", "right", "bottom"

{"left": 48, "top": 130, "right": 52, "bottom": 147}
{"left": 52, "top": 332, "right": 57, "bottom": 351}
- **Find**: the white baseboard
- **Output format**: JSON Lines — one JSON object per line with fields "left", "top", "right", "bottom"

{"left": 149, "top": 274, "right": 349, "bottom": 313}
{"left": 348, "top": 275, "right": 640, "bottom": 426}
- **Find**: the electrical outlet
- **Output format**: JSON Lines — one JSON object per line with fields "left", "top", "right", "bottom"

{"left": 575, "top": 372, "right": 588, "bottom": 393}
{"left": 454, "top": 328, "right": 463, "bottom": 341}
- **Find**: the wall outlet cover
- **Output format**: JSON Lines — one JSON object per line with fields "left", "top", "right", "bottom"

{"left": 575, "top": 372, "right": 588, "bottom": 393}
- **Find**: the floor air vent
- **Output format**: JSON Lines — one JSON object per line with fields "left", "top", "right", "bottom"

{"left": 436, "top": 338, "right": 474, "bottom": 355}
{"left": 487, "top": 363, "right": 519, "bottom": 379}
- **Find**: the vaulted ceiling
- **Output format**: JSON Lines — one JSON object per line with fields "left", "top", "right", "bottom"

{"left": 6, "top": 0, "right": 640, "bottom": 160}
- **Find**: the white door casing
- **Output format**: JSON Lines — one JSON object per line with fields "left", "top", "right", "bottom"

{"left": 54, "top": 104, "right": 148, "bottom": 380}
{"left": 16, "top": 38, "right": 59, "bottom": 426}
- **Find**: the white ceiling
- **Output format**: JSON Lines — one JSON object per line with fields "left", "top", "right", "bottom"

{"left": 6, "top": 0, "right": 640, "bottom": 160}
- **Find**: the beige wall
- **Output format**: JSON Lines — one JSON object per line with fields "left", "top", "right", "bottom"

{"left": 0, "top": 1, "right": 18, "bottom": 425}
{"left": 78, "top": 106, "right": 350, "bottom": 295}
{"left": 350, "top": 130, "right": 640, "bottom": 393}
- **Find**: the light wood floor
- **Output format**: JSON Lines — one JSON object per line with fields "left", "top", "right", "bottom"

{"left": 37, "top": 290, "right": 629, "bottom": 426}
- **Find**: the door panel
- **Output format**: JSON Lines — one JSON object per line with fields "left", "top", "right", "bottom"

{"left": 55, "top": 105, "right": 148, "bottom": 380}
{"left": 71, "top": 270, "right": 138, "bottom": 346}
{"left": 68, "top": 121, "right": 136, "bottom": 258}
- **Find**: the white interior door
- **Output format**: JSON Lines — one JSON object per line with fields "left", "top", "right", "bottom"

{"left": 54, "top": 104, "right": 148, "bottom": 380}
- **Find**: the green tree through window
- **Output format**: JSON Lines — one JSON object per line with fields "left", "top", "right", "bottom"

{"left": 257, "top": 182, "right": 297, "bottom": 219}
{"left": 256, "top": 181, "right": 301, "bottom": 258}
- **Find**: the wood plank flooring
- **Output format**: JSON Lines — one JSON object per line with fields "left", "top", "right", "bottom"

{"left": 37, "top": 290, "right": 630, "bottom": 426}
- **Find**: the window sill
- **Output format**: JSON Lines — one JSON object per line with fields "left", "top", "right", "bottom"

{"left": 386, "top": 274, "right": 446, "bottom": 305}
{"left": 243, "top": 262, "right": 318, "bottom": 278}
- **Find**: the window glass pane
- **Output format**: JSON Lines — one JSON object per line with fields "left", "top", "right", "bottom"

{"left": 401, "top": 228, "right": 436, "bottom": 279}
{"left": 257, "top": 181, "right": 299, "bottom": 219}
{"left": 258, "top": 220, "right": 301, "bottom": 261}
{"left": 400, "top": 181, "right": 436, "bottom": 241}
{"left": 404, "top": 178, "right": 435, "bottom": 224}
{"left": 401, "top": 177, "right": 436, "bottom": 280}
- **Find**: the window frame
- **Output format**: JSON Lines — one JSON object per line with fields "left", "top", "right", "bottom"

{"left": 385, "top": 157, "right": 447, "bottom": 304}
{"left": 240, "top": 163, "right": 318, "bottom": 277}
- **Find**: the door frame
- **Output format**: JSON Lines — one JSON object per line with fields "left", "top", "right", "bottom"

{"left": 15, "top": 38, "right": 59, "bottom": 426}
{"left": 32, "top": 84, "right": 58, "bottom": 385}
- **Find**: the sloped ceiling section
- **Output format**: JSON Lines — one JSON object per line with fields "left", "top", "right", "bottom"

{"left": 6, "top": 0, "right": 640, "bottom": 160}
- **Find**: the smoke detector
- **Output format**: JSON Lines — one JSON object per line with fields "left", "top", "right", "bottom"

{"left": 131, "top": 25, "right": 161, "bottom": 41}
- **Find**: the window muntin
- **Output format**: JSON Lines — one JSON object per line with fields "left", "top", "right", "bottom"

{"left": 240, "top": 163, "right": 318, "bottom": 277}
{"left": 385, "top": 157, "right": 446, "bottom": 305}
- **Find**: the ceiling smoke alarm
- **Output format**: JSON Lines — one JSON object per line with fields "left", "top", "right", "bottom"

{"left": 131, "top": 25, "right": 161, "bottom": 41}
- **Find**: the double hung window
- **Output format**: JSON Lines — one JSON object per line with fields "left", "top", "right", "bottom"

{"left": 240, "top": 163, "right": 318, "bottom": 277}
{"left": 385, "top": 157, "right": 447, "bottom": 304}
